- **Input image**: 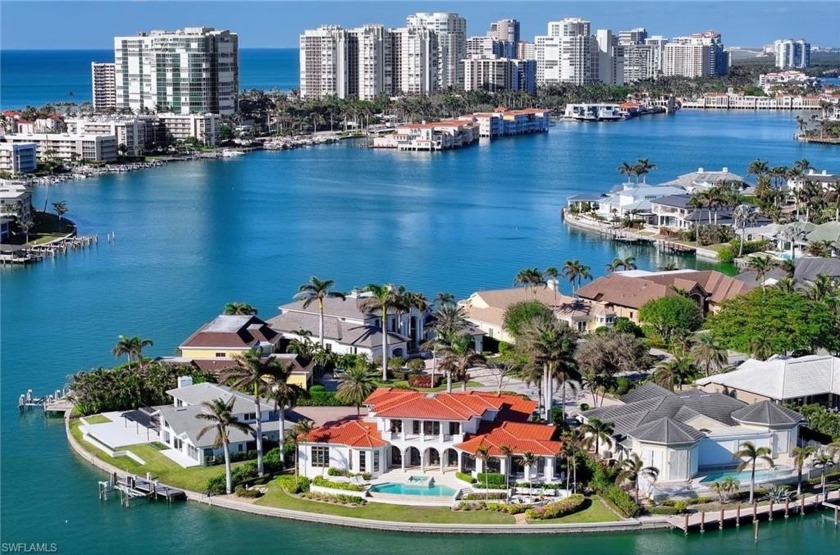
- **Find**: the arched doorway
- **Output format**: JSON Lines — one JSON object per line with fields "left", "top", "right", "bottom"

{"left": 443, "top": 448, "right": 459, "bottom": 471}
{"left": 461, "top": 453, "right": 476, "bottom": 473}
{"left": 406, "top": 447, "right": 421, "bottom": 468}
{"left": 425, "top": 447, "right": 440, "bottom": 469}
{"left": 390, "top": 446, "right": 402, "bottom": 468}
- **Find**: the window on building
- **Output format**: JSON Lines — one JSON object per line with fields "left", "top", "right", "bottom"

{"left": 449, "top": 422, "right": 460, "bottom": 435}
{"left": 215, "top": 352, "right": 225, "bottom": 358}
{"left": 373, "top": 451, "right": 380, "bottom": 472}
{"left": 311, "top": 446, "right": 330, "bottom": 467}
{"left": 412, "top": 420, "right": 421, "bottom": 435}
{"left": 359, "top": 451, "right": 367, "bottom": 473}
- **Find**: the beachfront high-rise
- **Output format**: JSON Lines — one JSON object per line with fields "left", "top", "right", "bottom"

{"left": 114, "top": 27, "right": 239, "bottom": 115}
{"left": 406, "top": 12, "right": 467, "bottom": 90}
{"left": 91, "top": 62, "right": 116, "bottom": 113}
{"left": 774, "top": 39, "right": 810, "bottom": 69}
{"left": 662, "top": 31, "right": 727, "bottom": 78}
{"left": 299, "top": 26, "right": 358, "bottom": 99}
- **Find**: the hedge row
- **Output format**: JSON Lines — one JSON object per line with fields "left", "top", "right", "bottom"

{"left": 596, "top": 484, "right": 640, "bottom": 518}
{"left": 312, "top": 475, "right": 365, "bottom": 492}
{"left": 299, "top": 491, "right": 366, "bottom": 506}
{"left": 456, "top": 471, "right": 477, "bottom": 484}
{"left": 276, "top": 475, "right": 311, "bottom": 494}
{"left": 525, "top": 494, "right": 586, "bottom": 520}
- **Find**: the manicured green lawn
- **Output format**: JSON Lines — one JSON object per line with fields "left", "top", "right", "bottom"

{"left": 527, "top": 497, "right": 622, "bottom": 524}
{"left": 256, "top": 483, "right": 515, "bottom": 524}
{"left": 69, "top": 419, "right": 237, "bottom": 492}
{"left": 83, "top": 414, "right": 112, "bottom": 425}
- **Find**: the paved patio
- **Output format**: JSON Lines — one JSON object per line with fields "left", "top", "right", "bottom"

{"left": 160, "top": 448, "right": 200, "bottom": 468}
{"left": 81, "top": 411, "right": 159, "bottom": 448}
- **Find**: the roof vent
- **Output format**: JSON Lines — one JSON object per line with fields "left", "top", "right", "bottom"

{"left": 424, "top": 393, "right": 437, "bottom": 399}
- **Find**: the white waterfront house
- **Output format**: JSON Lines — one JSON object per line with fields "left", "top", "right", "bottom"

{"left": 298, "top": 388, "right": 561, "bottom": 482}
{"left": 580, "top": 384, "right": 803, "bottom": 483}
{"left": 268, "top": 292, "right": 425, "bottom": 359}
{"left": 155, "top": 377, "right": 292, "bottom": 466}
{"left": 595, "top": 184, "right": 685, "bottom": 222}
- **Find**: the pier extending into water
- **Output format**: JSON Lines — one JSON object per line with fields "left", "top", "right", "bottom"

{"left": 668, "top": 490, "right": 840, "bottom": 534}
{"left": 1, "top": 234, "right": 98, "bottom": 265}
{"left": 99, "top": 474, "right": 186, "bottom": 506}
{"left": 18, "top": 387, "right": 73, "bottom": 414}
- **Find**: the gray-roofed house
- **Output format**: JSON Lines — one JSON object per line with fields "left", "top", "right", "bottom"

{"left": 580, "top": 383, "right": 803, "bottom": 484}
{"left": 155, "top": 376, "right": 295, "bottom": 466}
{"left": 696, "top": 355, "right": 840, "bottom": 409}
{"left": 650, "top": 194, "right": 771, "bottom": 231}
{"left": 734, "top": 257, "right": 840, "bottom": 289}
{"left": 658, "top": 167, "right": 747, "bottom": 194}
{"left": 267, "top": 292, "right": 426, "bottom": 360}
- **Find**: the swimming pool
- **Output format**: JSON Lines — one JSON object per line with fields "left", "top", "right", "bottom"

{"left": 699, "top": 465, "right": 793, "bottom": 484}
{"left": 369, "top": 482, "right": 456, "bottom": 497}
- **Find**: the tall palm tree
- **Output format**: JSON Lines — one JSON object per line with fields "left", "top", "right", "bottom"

{"left": 288, "top": 419, "right": 314, "bottom": 479}
{"left": 434, "top": 292, "right": 455, "bottom": 308}
{"left": 499, "top": 444, "right": 513, "bottom": 489}
{"left": 813, "top": 450, "right": 836, "bottom": 499}
{"left": 513, "top": 267, "right": 545, "bottom": 298}
{"left": 618, "top": 161, "right": 636, "bottom": 184}
{"left": 605, "top": 259, "right": 622, "bottom": 273}
{"left": 791, "top": 445, "right": 816, "bottom": 496}
{"left": 19, "top": 219, "right": 34, "bottom": 244}
{"left": 52, "top": 201, "right": 68, "bottom": 229}
{"left": 805, "top": 274, "right": 838, "bottom": 303}
{"left": 559, "top": 430, "right": 583, "bottom": 493}
{"left": 112, "top": 335, "right": 153, "bottom": 369}
{"left": 475, "top": 445, "right": 492, "bottom": 499}
{"left": 562, "top": 260, "right": 592, "bottom": 297}
{"left": 265, "top": 362, "right": 303, "bottom": 466}
{"left": 543, "top": 267, "right": 559, "bottom": 301}
{"left": 580, "top": 418, "right": 614, "bottom": 459}
{"left": 359, "top": 283, "right": 397, "bottom": 381}
{"left": 519, "top": 315, "right": 579, "bottom": 422}
{"left": 220, "top": 351, "right": 282, "bottom": 476}
{"left": 336, "top": 364, "right": 377, "bottom": 415}
{"left": 294, "top": 277, "right": 346, "bottom": 349}
{"left": 522, "top": 451, "right": 536, "bottom": 491}
{"left": 223, "top": 302, "right": 258, "bottom": 315}
{"left": 748, "top": 256, "right": 775, "bottom": 292}
{"left": 734, "top": 441, "right": 774, "bottom": 503}
{"left": 195, "top": 397, "right": 254, "bottom": 494}
{"left": 690, "top": 335, "right": 727, "bottom": 377}
{"left": 617, "top": 452, "right": 659, "bottom": 503}
{"left": 747, "top": 159, "right": 769, "bottom": 179}
{"left": 437, "top": 332, "right": 486, "bottom": 392}
{"left": 652, "top": 356, "right": 698, "bottom": 391}
{"left": 129, "top": 336, "right": 154, "bottom": 368}
{"left": 634, "top": 158, "right": 656, "bottom": 184}
{"left": 732, "top": 204, "right": 756, "bottom": 257}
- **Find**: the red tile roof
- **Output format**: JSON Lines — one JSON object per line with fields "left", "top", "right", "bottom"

{"left": 364, "top": 388, "right": 535, "bottom": 422}
{"left": 305, "top": 418, "right": 387, "bottom": 448}
{"left": 456, "top": 422, "right": 562, "bottom": 456}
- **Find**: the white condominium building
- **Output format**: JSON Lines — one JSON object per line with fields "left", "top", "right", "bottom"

{"left": 114, "top": 27, "right": 239, "bottom": 115}
{"left": 664, "top": 31, "right": 727, "bottom": 77}
{"left": 536, "top": 18, "right": 599, "bottom": 86}
{"left": 299, "top": 26, "right": 357, "bottom": 99}
{"left": 622, "top": 44, "right": 658, "bottom": 82}
{"left": 463, "top": 57, "right": 536, "bottom": 94}
{"left": 65, "top": 116, "right": 149, "bottom": 156}
{"left": 596, "top": 29, "right": 623, "bottom": 85}
{"left": 774, "top": 39, "right": 810, "bottom": 69}
{"left": 488, "top": 19, "right": 519, "bottom": 44}
{"left": 91, "top": 62, "right": 116, "bottom": 113}
{"left": 2, "top": 134, "right": 117, "bottom": 163}
{"left": 0, "top": 143, "right": 38, "bottom": 175}
{"left": 618, "top": 28, "right": 648, "bottom": 46}
{"left": 406, "top": 12, "right": 467, "bottom": 89}
{"left": 395, "top": 27, "right": 439, "bottom": 95}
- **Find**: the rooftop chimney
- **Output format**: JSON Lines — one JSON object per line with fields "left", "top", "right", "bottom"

{"left": 177, "top": 376, "right": 194, "bottom": 389}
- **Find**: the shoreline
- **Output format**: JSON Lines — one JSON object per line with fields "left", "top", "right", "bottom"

{"left": 63, "top": 413, "right": 673, "bottom": 535}
{"left": 562, "top": 210, "right": 722, "bottom": 261}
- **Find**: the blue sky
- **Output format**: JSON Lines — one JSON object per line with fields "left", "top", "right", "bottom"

{"left": 1, "top": 1, "right": 838, "bottom": 50}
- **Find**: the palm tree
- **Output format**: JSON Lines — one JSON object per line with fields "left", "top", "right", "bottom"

{"left": 605, "top": 259, "right": 622, "bottom": 273}
{"left": 265, "top": 362, "right": 303, "bottom": 466}
{"left": 52, "top": 201, "right": 68, "bottom": 229}
{"left": 634, "top": 158, "right": 656, "bottom": 184}
{"left": 220, "top": 351, "right": 283, "bottom": 476}
{"left": 748, "top": 256, "right": 775, "bottom": 292}
{"left": 437, "top": 332, "right": 486, "bottom": 392}
{"left": 709, "top": 480, "right": 727, "bottom": 504}
{"left": 721, "top": 476, "right": 741, "bottom": 502}
{"left": 112, "top": 335, "right": 153, "bottom": 369}
{"left": 805, "top": 274, "right": 838, "bottom": 303}
{"left": 618, "top": 161, "right": 636, "bottom": 184}
{"left": 559, "top": 430, "right": 583, "bottom": 493}
{"left": 562, "top": 260, "right": 592, "bottom": 297}
{"left": 732, "top": 204, "right": 756, "bottom": 257}
{"left": 791, "top": 445, "right": 816, "bottom": 496}
{"left": 518, "top": 315, "right": 579, "bottom": 422}
{"left": 223, "top": 302, "right": 258, "bottom": 315}
{"left": 475, "top": 445, "right": 492, "bottom": 499}
{"left": 19, "top": 220, "right": 34, "bottom": 244}
{"left": 734, "top": 441, "right": 774, "bottom": 503}
{"left": 690, "top": 335, "right": 727, "bottom": 377}
{"left": 522, "top": 451, "right": 536, "bottom": 492}
{"left": 359, "top": 283, "right": 397, "bottom": 381}
{"left": 580, "top": 418, "right": 614, "bottom": 459}
{"left": 499, "top": 444, "right": 513, "bottom": 489}
{"left": 652, "top": 356, "right": 698, "bottom": 392}
{"left": 813, "top": 451, "right": 836, "bottom": 499}
{"left": 513, "top": 267, "right": 545, "bottom": 298}
{"left": 617, "top": 453, "right": 659, "bottom": 504}
{"left": 295, "top": 277, "right": 346, "bottom": 349}
{"left": 336, "top": 364, "right": 377, "bottom": 415}
{"left": 195, "top": 397, "right": 255, "bottom": 494}
{"left": 288, "top": 419, "right": 314, "bottom": 479}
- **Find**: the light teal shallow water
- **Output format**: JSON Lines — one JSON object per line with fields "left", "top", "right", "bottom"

{"left": 369, "top": 482, "right": 457, "bottom": 496}
{"left": 2, "top": 110, "right": 840, "bottom": 552}
{"left": 700, "top": 465, "right": 794, "bottom": 484}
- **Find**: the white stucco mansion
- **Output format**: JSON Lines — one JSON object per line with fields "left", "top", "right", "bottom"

{"left": 298, "top": 388, "right": 562, "bottom": 482}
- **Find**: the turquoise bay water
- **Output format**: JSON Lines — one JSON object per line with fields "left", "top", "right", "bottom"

{"left": 369, "top": 482, "right": 457, "bottom": 496}
{"left": 2, "top": 110, "right": 840, "bottom": 552}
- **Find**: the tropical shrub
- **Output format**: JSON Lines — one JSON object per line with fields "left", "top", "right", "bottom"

{"left": 798, "top": 404, "right": 840, "bottom": 440}
{"left": 312, "top": 476, "right": 365, "bottom": 492}
{"left": 205, "top": 474, "right": 227, "bottom": 495}
{"left": 407, "top": 373, "right": 442, "bottom": 388}
{"left": 461, "top": 492, "right": 509, "bottom": 500}
{"left": 456, "top": 472, "right": 477, "bottom": 484}
{"left": 485, "top": 502, "right": 531, "bottom": 515}
{"left": 234, "top": 485, "right": 263, "bottom": 498}
{"left": 717, "top": 245, "right": 735, "bottom": 264}
{"left": 299, "top": 492, "right": 365, "bottom": 505}
{"left": 406, "top": 359, "right": 426, "bottom": 372}
{"left": 524, "top": 494, "right": 586, "bottom": 520}
{"left": 596, "top": 484, "right": 640, "bottom": 517}
{"left": 476, "top": 473, "right": 506, "bottom": 487}
{"left": 276, "top": 475, "right": 311, "bottom": 494}
{"left": 388, "top": 357, "right": 406, "bottom": 370}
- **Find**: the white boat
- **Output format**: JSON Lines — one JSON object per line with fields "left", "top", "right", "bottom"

{"left": 221, "top": 148, "right": 244, "bottom": 157}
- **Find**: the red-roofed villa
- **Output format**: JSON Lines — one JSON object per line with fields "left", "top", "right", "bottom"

{"left": 298, "top": 388, "right": 563, "bottom": 483}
